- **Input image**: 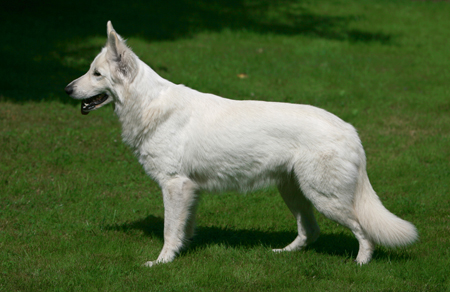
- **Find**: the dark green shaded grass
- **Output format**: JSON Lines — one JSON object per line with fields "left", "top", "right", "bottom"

{"left": 1, "top": 0, "right": 450, "bottom": 291}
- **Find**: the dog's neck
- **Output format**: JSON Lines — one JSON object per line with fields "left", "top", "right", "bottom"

{"left": 114, "top": 60, "right": 176, "bottom": 150}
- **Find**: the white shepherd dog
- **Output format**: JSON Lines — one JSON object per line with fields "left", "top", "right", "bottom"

{"left": 65, "top": 21, "right": 417, "bottom": 266}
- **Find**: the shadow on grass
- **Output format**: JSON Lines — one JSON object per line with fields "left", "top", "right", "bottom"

{"left": 1, "top": 0, "right": 392, "bottom": 103}
{"left": 106, "top": 214, "right": 414, "bottom": 263}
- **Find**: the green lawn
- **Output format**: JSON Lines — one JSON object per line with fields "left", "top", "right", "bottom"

{"left": 1, "top": 0, "right": 449, "bottom": 291}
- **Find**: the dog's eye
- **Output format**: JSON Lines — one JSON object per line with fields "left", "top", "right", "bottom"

{"left": 93, "top": 71, "right": 101, "bottom": 77}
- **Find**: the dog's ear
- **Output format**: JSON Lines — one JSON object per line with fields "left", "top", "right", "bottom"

{"left": 106, "top": 21, "right": 138, "bottom": 80}
{"left": 107, "top": 20, "right": 115, "bottom": 36}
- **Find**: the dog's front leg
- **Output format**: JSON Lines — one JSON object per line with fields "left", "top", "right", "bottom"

{"left": 143, "top": 177, "right": 199, "bottom": 267}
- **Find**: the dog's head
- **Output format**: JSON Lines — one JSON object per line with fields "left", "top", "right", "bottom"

{"left": 64, "top": 21, "right": 138, "bottom": 115}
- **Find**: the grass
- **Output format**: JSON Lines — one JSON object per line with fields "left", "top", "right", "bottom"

{"left": 1, "top": 0, "right": 450, "bottom": 291}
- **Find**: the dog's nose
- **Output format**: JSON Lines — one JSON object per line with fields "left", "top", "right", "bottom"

{"left": 64, "top": 85, "right": 73, "bottom": 95}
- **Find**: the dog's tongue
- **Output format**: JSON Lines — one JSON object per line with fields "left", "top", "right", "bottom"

{"left": 81, "top": 103, "right": 90, "bottom": 115}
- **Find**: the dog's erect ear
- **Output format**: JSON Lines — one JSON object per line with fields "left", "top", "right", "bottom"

{"left": 107, "top": 20, "right": 115, "bottom": 36}
{"left": 106, "top": 21, "right": 126, "bottom": 63}
{"left": 106, "top": 21, "right": 138, "bottom": 80}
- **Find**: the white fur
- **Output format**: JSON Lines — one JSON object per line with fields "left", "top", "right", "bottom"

{"left": 66, "top": 21, "right": 418, "bottom": 266}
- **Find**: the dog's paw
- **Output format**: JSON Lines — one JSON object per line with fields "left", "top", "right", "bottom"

{"left": 272, "top": 248, "right": 286, "bottom": 253}
{"left": 143, "top": 261, "right": 157, "bottom": 267}
{"left": 354, "top": 257, "right": 371, "bottom": 265}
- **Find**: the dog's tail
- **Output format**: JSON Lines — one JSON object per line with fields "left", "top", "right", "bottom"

{"left": 354, "top": 166, "right": 418, "bottom": 248}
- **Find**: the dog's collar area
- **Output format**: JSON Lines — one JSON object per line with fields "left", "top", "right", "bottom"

{"left": 81, "top": 93, "right": 109, "bottom": 115}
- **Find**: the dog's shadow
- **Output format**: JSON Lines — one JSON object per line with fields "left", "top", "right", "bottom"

{"left": 105, "top": 215, "right": 413, "bottom": 262}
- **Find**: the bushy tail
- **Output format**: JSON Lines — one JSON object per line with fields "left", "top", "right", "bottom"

{"left": 354, "top": 170, "right": 418, "bottom": 248}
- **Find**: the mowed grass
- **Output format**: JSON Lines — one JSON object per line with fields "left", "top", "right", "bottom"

{"left": 1, "top": 0, "right": 450, "bottom": 291}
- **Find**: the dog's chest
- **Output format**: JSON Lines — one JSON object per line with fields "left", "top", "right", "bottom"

{"left": 120, "top": 115, "right": 188, "bottom": 181}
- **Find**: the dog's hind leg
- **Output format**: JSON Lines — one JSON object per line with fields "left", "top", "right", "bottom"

{"left": 303, "top": 188, "right": 375, "bottom": 264}
{"left": 295, "top": 161, "right": 375, "bottom": 264}
{"left": 273, "top": 176, "right": 320, "bottom": 252}
{"left": 143, "top": 177, "right": 199, "bottom": 267}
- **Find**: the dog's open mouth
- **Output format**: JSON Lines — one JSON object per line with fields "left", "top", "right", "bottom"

{"left": 81, "top": 93, "right": 109, "bottom": 115}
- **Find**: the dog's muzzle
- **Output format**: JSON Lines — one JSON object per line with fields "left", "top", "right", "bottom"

{"left": 80, "top": 93, "right": 109, "bottom": 115}
{"left": 64, "top": 84, "right": 109, "bottom": 115}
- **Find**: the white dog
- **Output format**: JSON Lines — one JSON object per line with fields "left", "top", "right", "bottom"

{"left": 65, "top": 21, "right": 417, "bottom": 266}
